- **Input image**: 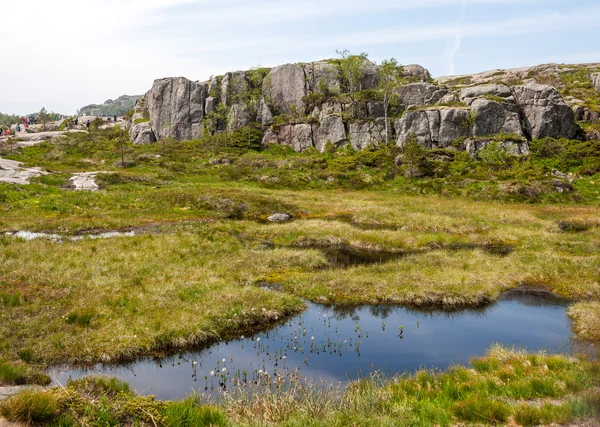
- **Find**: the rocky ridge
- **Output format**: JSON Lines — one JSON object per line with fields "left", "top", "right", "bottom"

{"left": 128, "top": 61, "right": 600, "bottom": 153}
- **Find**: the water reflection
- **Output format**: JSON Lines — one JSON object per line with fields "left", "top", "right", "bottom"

{"left": 50, "top": 292, "right": 580, "bottom": 401}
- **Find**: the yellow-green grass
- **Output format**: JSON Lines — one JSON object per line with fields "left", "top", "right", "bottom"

{"left": 1, "top": 347, "right": 598, "bottom": 426}
{"left": 1, "top": 189, "right": 600, "bottom": 367}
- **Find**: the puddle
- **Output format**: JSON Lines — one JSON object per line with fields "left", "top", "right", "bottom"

{"left": 50, "top": 292, "right": 584, "bottom": 401}
{"left": 321, "top": 246, "right": 404, "bottom": 267}
{"left": 4, "top": 230, "right": 135, "bottom": 242}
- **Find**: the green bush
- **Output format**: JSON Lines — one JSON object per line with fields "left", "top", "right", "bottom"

{"left": 0, "top": 390, "right": 61, "bottom": 424}
{"left": 478, "top": 141, "right": 511, "bottom": 168}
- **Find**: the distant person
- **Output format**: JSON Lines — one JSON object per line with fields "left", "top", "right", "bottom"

{"left": 86, "top": 119, "right": 90, "bottom": 130}
{"left": 114, "top": 115, "right": 117, "bottom": 122}
{"left": 15, "top": 125, "right": 20, "bottom": 133}
{"left": 75, "top": 118, "right": 79, "bottom": 126}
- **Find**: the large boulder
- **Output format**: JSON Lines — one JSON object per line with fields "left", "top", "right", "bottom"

{"left": 592, "top": 73, "right": 600, "bottom": 92}
{"left": 130, "top": 121, "right": 156, "bottom": 144}
{"left": 470, "top": 99, "right": 524, "bottom": 137}
{"left": 221, "top": 71, "right": 248, "bottom": 106}
{"left": 395, "top": 108, "right": 470, "bottom": 148}
{"left": 304, "top": 61, "right": 340, "bottom": 93}
{"left": 226, "top": 103, "right": 250, "bottom": 133}
{"left": 147, "top": 77, "right": 206, "bottom": 140}
{"left": 263, "top": 124, "right": 314, "bottom": 151}
{"left": 402, "top": 64, "right": 431, "bottom": 82}
{"left": 395, "top": 83, "right": 449, "bottom": 108}
{"left": 359, "top": 58, "right": 381, "bottom": 90}
{"left": 512, "top": 83, "right": 578, "bottom": 140}
{"left": 263, "top": 64, "right": 307, "bottom": 115}
{"left": 349, "top": 119, "right": 389, "bottom": 150}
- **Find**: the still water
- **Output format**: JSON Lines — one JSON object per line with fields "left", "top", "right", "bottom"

{"left": 51, "top": 290, "right": 576, "bottom": 400}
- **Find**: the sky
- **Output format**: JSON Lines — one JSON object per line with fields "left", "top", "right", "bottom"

{"left": 1, "top": 0, "right": 599, "bottom": 115}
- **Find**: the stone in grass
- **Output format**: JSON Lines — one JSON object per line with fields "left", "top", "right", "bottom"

{"left": 267, "top": 213, "right": 292, "bottom": 223}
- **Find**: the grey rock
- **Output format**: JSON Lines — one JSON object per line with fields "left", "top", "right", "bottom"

{"left": 227, "top": 103, "right": 250, "bottom": 133}
{"left": 304, "top": 61, "right": 340, "bottom": 92}
{"left": 359, "top": 58, "right": 381, "bottom": 90}
{"left": 130, "top": 121, "right": 157, "bottom": 144}
{"left": 262, "top": 128, "right": 279, "bottom": 145}
{"left": 147, "top": 77, "right": 206, "bottom": 140}
{"left": 395, "top": 83, "right": 449, "bottom": 108}
{"left": 459, "top": 84, "right": 514, "bottom": 106}
{"left": 470, "top": 99, "right": 524, "bottom": 137}
{"left": 256, "top": 99, "right": 273, "bottom": 127}
{"left": 207, "top": 76, "right": 219, "bottom": 96}
{"left": 316, "top": 115, "right": 346, "bottom": 151}
{"left": 401, "top": 64, "right": 431, "bottom": 82}
{"left": 367, "top": 102, "right": 385, "bottom": 118}
{"left": 205, "top": 96, "right": 217, "bottom": 114}
{"left": 263, "top": 64, "right": 307, "bottom": 115}
{"left": 320, "top": 102, "right": 342, "bottom": 116}
{"left": 349, "top": 119, "right": 389, "bottom": 150}
{"left": 395, "top": 108, "right": 470, "bottom": 148}
{"left": 69, "top": 172, "right": 102, "bottom": 191}
{"left": 267, "top": 213, "right": 292, "bottom": 222}
{"left": 264, "top": 124, "right": 314, "bottom": 152}
{"left": 438, "top": 109, "right": 471, "bottom": 145}
{"left": 512, "top": 83, "right": 579, "bottom": 140}
{"left": 591, "top": 73, "right": 600, "bottom": 92}
{"left": 0, "top": 157, "right": 48, "bottom": 185}
{"left": 551, "top": 169, "right": 574, "bottom": 182}
{"left": 342, "top": 102, "right": 368, "bottom": 119}
{"left": 574, "top": 106, "right": 600, "bottom": 123}
{"left": 464, "top": 138, "right": 529, "bottom": 157}
{"left": 439, "top": 92, "right": 460, "bottom": 104}
{"left": 221, "top": 71, "right": 248, "bottom": 106}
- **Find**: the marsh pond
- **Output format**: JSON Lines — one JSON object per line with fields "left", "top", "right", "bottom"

{"left": 51, "top": 289, "right": 580, "bottom": 400}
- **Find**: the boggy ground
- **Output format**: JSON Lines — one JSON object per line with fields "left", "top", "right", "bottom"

{"left": 0, "top": 129, "right": 600, "bottom": 425}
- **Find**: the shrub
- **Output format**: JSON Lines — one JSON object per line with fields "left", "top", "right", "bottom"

{"left": 0, "top": 390, "right": 61, "bottom": 424}
{"left": 0, "top": 360, "right": 27, "bottom": 384}
{"left": 478, "top": 141, "right": 511, "bottom": 167}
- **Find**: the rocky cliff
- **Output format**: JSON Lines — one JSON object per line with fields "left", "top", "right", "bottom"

{"left": 129, "top": 60, "right": 600, "bottom": 152}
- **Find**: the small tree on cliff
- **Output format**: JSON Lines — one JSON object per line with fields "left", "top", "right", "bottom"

{"left": 336, "top": 49, "right": 369, "bottom": 102}
{"left": 378, "top": 58, "right": 403, "bottom": 145}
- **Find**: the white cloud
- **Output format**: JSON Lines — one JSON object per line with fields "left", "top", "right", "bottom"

{"left": 0, "top": 0, "right": 595, "bottom": 115}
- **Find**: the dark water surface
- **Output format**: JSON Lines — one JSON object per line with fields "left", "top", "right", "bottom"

{"left": 51, "top": 291, "right": 576, "bottom": 400}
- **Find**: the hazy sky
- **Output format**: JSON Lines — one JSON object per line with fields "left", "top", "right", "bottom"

{"left": 1, "top": 0, "right": 599, "bottom": 115}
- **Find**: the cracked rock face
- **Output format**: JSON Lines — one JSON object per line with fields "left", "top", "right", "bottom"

{"left": 395, "top": 108, "right": 471, "bottom": 149}
{"left": 131, "top": 59, "right": 582, "bottom": 156}
{"left": 395, "top": 83, "right": 449, "bottom": 108}
{"left": 147, "top": 77, "right": 206, "bottom": 140}
{"left": 263, "top": 124, "right": 314, "bottom": 152}
{"left": 263, "top": 64, "right": 307, "bottom": 115}
{"left": 512, "top": 83, "right": 579, "bottom": 140}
